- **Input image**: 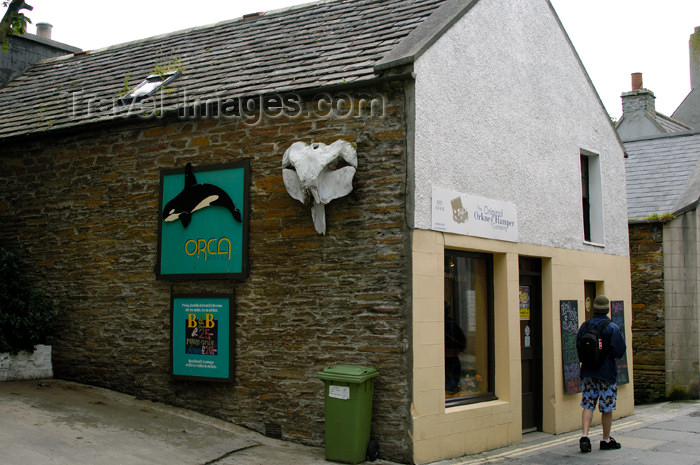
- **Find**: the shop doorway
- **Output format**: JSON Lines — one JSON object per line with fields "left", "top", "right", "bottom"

{"left": 584, "top": 281, "right": 597, "bottom": 321}
{"left": 519, "top": 257, "right": 542, "bottom": 432}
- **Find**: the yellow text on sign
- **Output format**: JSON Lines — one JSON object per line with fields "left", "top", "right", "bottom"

{"left": 187, "top": 313, "right": 216, "bottom": 328}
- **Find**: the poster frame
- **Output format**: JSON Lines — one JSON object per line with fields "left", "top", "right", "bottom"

{"left": 170, "top": 293, "right": 235, "bottom": 383}
{"left": 611, "top": 300, "right": 630, "bottom": 385}
{"left": 559, "top": 299, "right": 581, "bottom": 395}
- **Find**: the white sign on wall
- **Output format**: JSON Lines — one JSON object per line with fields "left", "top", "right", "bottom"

{"left": 431, "top": 187, "right": 518, "bottom": 242}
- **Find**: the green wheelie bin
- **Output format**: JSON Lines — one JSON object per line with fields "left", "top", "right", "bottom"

{"left": 317, "top": 365, "right": 379, "bottom": 464}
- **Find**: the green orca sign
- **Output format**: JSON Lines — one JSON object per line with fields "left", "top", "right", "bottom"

{"left": 157, "top": 161, "right": 249, "bottom": 280}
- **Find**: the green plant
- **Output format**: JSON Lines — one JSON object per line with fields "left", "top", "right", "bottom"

{"left": 152, "top": 57, "right": 184, "bottom": 76}
{"left": 1, "top": 0, "right": 33, "bottom": 53}
{"left": 118, "top": 70, "right": 133, "bottom": 97}
{"left": 643, "top": 212, "right": 676, "bottom": 223}
{"left": 38, "top": 102, "right": 54, "bottom": 129}
{"left": 0, "top": 248, "right": 58, "bottom": 354}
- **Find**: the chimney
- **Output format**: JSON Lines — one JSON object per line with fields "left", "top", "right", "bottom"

{"left": 631, "top": 72, "right": 643, "bottom": 91}
{"left": 36, "top": 23, "right": 52, "bottom": 40}
{"left": 621, "top": 72, "right": 656, "bottom": 117}
{"left": 691, "top": 26, "right": 700, "bottom": 90}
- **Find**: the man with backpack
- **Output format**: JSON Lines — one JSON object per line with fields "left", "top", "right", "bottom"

{"left": 576, "top": 295, "right": 627, "bottom": 453}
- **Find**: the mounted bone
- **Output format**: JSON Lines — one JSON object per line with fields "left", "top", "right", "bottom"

{"left": 282, "top": 140, "right": 357, "bottom": 234}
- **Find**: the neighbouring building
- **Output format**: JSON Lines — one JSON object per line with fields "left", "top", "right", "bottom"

{"left": 0, "top": 0, "right": 633, "bottom": 463}
{"left": 0, "top": 23, "right": 81, "bottom": 88}
{"left": 672, "top": 26, "right": 700, "bottom": 129}
{"left": 619, "top": 27, "right": 700, "bottom": 404}
{"left": 615, "top": 73, "right": 692, "bottom": 142}
{"left": 625, "top": 130, "right": 700, "bottom": 402}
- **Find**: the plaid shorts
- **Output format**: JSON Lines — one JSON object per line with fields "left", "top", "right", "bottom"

{"left": 580, "top": 377, "right": 617, "bottom": 413}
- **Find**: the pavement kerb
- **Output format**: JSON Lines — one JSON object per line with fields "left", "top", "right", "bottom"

{"left": 431, "top": 400, "right": 700, "bottom": 465}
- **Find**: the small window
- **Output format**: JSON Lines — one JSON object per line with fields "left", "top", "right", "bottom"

{"left": 580, "top": 151, "right": 603, "bottom": 244}
{"left": 118, "top": 70, "right": 181, "bottom": 105}
{"left": 581, "top": 155, "right": 591, "bottom": 241}
{"left": 444, "top": 250, "right": 496, "bottom": 406}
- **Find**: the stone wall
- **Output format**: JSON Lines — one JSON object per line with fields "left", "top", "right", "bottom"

{"left": 628, "top": 222, "right": 666, "bottom": 403}
{"left": 0, "top": 82, "right": 414, "bottom": 462}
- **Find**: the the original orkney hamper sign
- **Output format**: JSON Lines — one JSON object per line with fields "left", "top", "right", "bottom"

{"left": 171, "top": 294, "right": 234, "bottom": 381}
{"left": 432, "top": 187, "right": 518, "bottom": 242}
{"left": 157, "top": 161, "right": 249, "bottom": 280}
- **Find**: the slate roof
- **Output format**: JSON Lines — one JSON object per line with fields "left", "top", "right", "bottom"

{"left": 655, "top": 112, "right": 693, "bottom": 133}
{"left": 624, "top": 130, "right": 700, "bottom": 220}
{"left": 0, "top": 0, "right": 451, "bottom": 141}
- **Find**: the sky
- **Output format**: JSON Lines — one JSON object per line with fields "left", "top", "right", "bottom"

{"left": 8, "top": 0, "right": 700, "bottom": 119}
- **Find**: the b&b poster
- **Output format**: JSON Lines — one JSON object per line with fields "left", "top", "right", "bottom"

{"left": 171, "top": 294, "right": 233, "bottom": 381}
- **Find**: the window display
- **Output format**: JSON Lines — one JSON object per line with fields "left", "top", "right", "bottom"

{"left": 444, "top": 250, "right": 494, "bottom": 404}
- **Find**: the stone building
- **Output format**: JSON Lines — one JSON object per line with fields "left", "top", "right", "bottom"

{"left": 0, "top": 0, "right": 633, "bottom": 463}
{"left": 618, "top": 27, "right": 700, "bottom": 404}
{"left": 625, "top": 131, "right": 700, "bottom": 403}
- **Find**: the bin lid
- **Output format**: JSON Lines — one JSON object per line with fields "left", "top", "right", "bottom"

{"left": 317, "top": 365, "right": 379, "bottom": 383}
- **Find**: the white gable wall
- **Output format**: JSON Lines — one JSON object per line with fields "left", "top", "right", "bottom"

{"left": 411, "top": 0, "right": 628, "bottom": 256}
{"left": 408, "top": 1, "right": 634, "bottom": 461}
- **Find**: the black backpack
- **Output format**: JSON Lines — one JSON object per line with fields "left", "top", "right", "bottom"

{"left": 577, "top": 319, "right": 611, "bottom": 367}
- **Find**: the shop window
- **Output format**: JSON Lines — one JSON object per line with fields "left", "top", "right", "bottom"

{"left": 444, "top": 250, "right": 496, "bottom": 406}
{"left": 580, "top": 151, "right": 604, "bottom": 244}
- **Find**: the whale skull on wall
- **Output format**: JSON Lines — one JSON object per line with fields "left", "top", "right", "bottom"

{"left": 282, "top": 140, "right": 357, "bottom": 235}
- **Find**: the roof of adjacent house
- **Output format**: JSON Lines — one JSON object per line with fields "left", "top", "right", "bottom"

{"left": 625, "top": 130, "right": 700, "bottom": 220}
{"left": 0, "top": 0, "right": 470, "bottom": 141}
{"left": 9, "top": 31, "right": 82, "bottom": 54}
{"left": 616, "top": 110, "right": 693, "bottom": 142}
{"left": 655, "top": 112, "right": 694, "bottom": 133}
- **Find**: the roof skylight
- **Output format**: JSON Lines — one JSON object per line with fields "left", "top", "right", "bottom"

{"left": 118, "top": 70, "right": 181, "bottom": 105}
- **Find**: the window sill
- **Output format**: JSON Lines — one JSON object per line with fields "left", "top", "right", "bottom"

{"left": 445, "top": 396, "right": 505, "bottom": 414}
{"left": 445, "top": 393, "right": 498, "bottom": 408}
{"left": 583, "top": 240, "right": 605, "bottom": 248}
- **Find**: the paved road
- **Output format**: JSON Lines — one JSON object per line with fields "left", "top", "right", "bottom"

{"left": 0, "top": 379, "right": 396, "bottom": 465}
{"left": 1, "top": 379, "right": 698, "bottom": 464}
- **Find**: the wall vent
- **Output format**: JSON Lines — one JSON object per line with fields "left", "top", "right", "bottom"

{"left": 264, "top": 422, "right": 282, "bottom": 439}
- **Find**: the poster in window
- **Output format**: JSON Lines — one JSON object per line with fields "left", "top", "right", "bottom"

{"left": 519, "top": 286, "right": 531, "bottom": 320}
{"left": 171, "top": 294, "right": 234, "bottom": 382}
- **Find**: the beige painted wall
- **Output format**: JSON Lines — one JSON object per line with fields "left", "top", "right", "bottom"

{"left": 664, "top": 210, "right": 700, "bottom": 397}
{"left": 411, "top": 229, "right": 634, "bottom": 464}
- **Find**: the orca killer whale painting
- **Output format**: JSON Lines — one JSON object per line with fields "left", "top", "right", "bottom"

{"left": 162, "top": 163, "right": 242, "bottom": 228}
{"left": 158, "top": 160, "right": 249, "bottom": 280}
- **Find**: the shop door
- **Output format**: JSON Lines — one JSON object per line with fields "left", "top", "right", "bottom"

{"left": 519, "top": 257, "right": 542, "bottom": 432}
